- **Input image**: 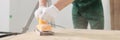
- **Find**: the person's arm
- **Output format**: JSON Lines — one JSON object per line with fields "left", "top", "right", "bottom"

{"left": 36, "top": 0, "right": 75, "bottom": 18}
{"left": 34, "top": 0, "right": 47, "bottom": 24}
{"left": 54, "top": 0, "right": 74, "bottom": 11}
{"left": 39, "top": 0, "right": 47, "bottom": 7}
{"left": 36, "top": 0, "right": 74, "bottom": 18}
{"left": 39, "top": 0, "right": 74, "bottom": 10}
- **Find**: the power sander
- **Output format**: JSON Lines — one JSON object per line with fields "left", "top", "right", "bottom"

{"left": 36, "top": 18, "right": 54, "bottom": 36}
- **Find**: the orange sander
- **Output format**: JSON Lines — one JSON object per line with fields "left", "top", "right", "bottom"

{"left": 36, "top": 17, "right": 54, "bottom": 36}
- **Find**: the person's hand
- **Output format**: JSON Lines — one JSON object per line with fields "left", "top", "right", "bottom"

{"left": 35, "top": 5, "right": 59, "bottom": 19}
{"left": 34, "top": 6, "right": 55, "bottom": 24}
{"left": 34, "top": 5, "right": 59, "bottom": 26}
{"left": 34, "top": 7, "right": 47, "bottom": 18}
{"left": 35, "top": 7, "right": 53, "bottom": 31}
{"left": 42, "top": 5, "right": 59, "bottom": 18}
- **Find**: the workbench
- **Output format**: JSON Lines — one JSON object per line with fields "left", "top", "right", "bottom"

{"left": 1, "top": 29, "right": 120, "bottom": 40}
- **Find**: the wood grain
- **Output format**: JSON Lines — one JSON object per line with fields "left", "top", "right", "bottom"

{"left": 1, "top": 29, "right": 120, "bottom": 40}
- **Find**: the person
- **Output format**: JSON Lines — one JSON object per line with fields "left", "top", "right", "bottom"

{"left": 35, "top": 0, "right": 104, "bottom": 29}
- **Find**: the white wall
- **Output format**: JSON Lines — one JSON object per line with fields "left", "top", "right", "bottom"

{"left": 10, "top": 0, "right": 38, "bottom": 33}
{"left": 0, "top": 0, "right": 9, "bottom": 32}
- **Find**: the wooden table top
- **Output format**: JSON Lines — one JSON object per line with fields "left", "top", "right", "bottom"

{"left": 1, "top": 29, "right": 120, "bottom": 40}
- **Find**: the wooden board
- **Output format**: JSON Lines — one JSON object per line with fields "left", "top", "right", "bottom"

{"left": 110, "top": 0, "right": 120, "bottom": 30}
{"left": 1, "top": 29, "right": 120, "bottom": 40}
